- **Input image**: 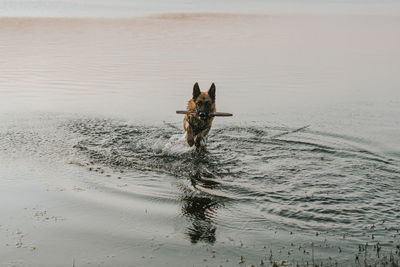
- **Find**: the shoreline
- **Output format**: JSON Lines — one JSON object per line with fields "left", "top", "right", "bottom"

{"left": 0, "top": 11, "right": 400, "bottom": 22}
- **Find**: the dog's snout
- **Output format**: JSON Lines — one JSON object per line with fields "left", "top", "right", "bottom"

{"left": 198, "top": 111, "right": 207, "bottom": 119}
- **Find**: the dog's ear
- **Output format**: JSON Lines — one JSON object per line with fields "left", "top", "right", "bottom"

{"left": 208, "top": 83, "right": 216, "bottom": 102}
{"left": 193, "top": 82, "right": 201, "bottom": 100}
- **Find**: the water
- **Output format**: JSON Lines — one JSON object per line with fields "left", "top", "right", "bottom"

{"left": 1, "top": 7, "right": 400, "bottom": 267}
{"left": 1, "top": 0, "right": 400, "bottom": 17}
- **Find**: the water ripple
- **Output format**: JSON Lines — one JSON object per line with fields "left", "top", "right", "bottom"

{"left": 64, "top": 118, "right": 400, "bottom": 242}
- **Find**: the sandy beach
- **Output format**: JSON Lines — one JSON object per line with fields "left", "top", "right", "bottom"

{"left": 1, "top": 10, "right": 400, "bottom": 266}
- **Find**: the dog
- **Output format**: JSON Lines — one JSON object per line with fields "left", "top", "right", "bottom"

{"left": 184, "top": 82, "right": 216, "bottom": 148}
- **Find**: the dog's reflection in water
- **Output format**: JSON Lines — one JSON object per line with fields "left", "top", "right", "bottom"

{"left": 181, "top": 191, "right": 220, "bottom": 244}
{"left": 179, "top": 151, "right": 224, "bottom": 244}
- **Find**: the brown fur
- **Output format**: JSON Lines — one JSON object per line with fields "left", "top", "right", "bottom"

{"left": 184, "top": 83, "right": 216, "bottom": 147}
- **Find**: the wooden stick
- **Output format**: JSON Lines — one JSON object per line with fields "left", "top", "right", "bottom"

{"left": 176, "top": 110, "right": 233, "bottom": 117}
{"left": 210, "top": 112, "right": 233, "bottom": 117}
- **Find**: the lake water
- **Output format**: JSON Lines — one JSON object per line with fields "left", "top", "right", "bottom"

{"left": 1, "top": 2, "right": 400, "bottom": 266}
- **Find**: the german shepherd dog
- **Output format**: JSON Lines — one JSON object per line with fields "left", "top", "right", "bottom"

{"left": 184, "top": 82, "right": 216, "bottom": 148}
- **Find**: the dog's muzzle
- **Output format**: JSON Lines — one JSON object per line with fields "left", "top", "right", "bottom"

{"left": 197, "top": 111, "right": 208, "bottom": 120}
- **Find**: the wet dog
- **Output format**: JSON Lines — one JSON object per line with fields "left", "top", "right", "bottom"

{"left": 184, "top": 82, "right": 216, "bottom": 148}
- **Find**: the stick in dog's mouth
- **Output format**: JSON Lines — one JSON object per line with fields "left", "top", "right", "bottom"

{"left": 176, "top": 110, "right": 233, "bottom": 117}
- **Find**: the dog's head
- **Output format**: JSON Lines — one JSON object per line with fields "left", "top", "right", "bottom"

{"left": 192, "top": 82, "right": 216, "bottom": 120}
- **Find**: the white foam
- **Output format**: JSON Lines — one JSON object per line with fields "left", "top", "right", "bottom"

{"left": 151, "top": 133, "right": 194, "bottom": 155}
